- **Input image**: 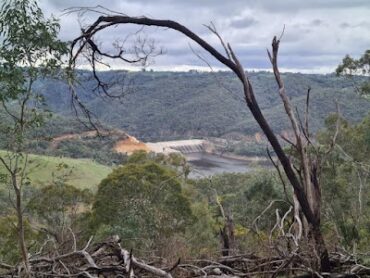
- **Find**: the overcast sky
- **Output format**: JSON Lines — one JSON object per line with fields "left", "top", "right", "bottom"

{"left": 40, "top": 0, "right": 370, "bottom": 73}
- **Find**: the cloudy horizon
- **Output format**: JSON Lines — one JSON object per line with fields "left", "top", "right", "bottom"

{"left": 40, "top": 0, "right": 370, "bottom": 74}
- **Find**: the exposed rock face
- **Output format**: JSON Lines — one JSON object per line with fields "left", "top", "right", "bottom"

{"left": 114, "top": 135, "right": 151, "bottom": 154}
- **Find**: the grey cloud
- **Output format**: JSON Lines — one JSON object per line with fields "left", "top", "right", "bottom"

{"left": 229, "top": 17, "right": 258, "bottom": 29}
{"left": 311, "top": 19, "right": 323, "bottom": 26}
{"left": 251, "top": 0, "right": 370, "bottom": 12}
{"left": 339, "top": 21, "right": 370, "bottom": 29}
{"left": 38, "top": 0, "right": 370, "bottom": 73}
{"left": 41, "top": 0, "right": 122, "bottom": 10}
{"left": 110, "top": 0, "right": 370, "bottom": 11}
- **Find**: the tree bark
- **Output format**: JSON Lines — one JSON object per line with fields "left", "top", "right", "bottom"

{"left": 312, "top": 225, "right": 331, "bottom": 272}
{"left": 220, "top": 214, "right": 235, "bottom": 257}
{"left": 12, "top": 174, "right": 30, "bottom": 276}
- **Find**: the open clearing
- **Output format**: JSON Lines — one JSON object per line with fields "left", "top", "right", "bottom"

{"left": 0, "top": 150, "right": 112, "bottom": 190}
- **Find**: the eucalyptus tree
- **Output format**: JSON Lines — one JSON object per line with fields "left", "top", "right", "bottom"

{"left": 91, "top": 160, "right": 193, "bottom": 253}
{"left": 0, "top": 0, "right": 67, "bottom": 274}
{"left": 337, "top": 49, "right": 370, "bottom": 96}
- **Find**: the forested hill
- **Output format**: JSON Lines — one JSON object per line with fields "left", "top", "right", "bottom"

{"left": 39, "top": 70, "right": 370, "bottom": 141}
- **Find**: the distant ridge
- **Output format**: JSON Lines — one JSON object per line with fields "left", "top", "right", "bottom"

{"left": 38, "top": 71, "right": 370, "bottom": 141}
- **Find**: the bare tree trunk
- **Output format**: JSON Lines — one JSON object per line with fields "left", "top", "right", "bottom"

{"left": 215, "top": 191, "right": 235, "bottom": 256}
{"left": 12, "top": 174, "right": 30, "bottom": 276}
{"left": 312, "top": 225, "right": 331, "bottom": 272}
{"left": 220, "top": 214, "right": 235, "bottom": 257}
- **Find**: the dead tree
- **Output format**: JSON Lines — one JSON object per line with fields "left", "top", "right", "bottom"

{"left": 69, "top": 13, "right": 331, "bottom": 272}
{"left": 214, "top": 189, "right": 235, "bottom": 256}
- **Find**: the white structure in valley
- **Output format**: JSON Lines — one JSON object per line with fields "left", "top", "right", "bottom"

{"left": 146, "top": 139, "right": 207, "bottom": 154}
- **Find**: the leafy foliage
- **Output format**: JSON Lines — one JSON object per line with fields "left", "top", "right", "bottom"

{"left": 318, "top": 113, "right": 370, "bottom": 249}
{"left": 336, "top": 49, "right": 370, "bottom": 96}
{"left": 90, "top": 159, "right": 193, "bottom": 251}
{"left": 28, "top": 180, "right": 92, "bottom": 242}
{"left": 192, "top": 170, "right": 289, "bottom": 250}
{"left": 0, "top": 216, "right": 38, "bottom": 264}
{"left": 0, "top": 0, "right": 68, "bottom": 148}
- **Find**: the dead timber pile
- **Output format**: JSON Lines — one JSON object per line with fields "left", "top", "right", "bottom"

{"left": 1, "top": 236, "right": 370, "bottom": 277}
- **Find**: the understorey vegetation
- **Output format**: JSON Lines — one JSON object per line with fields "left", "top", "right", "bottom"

{"left": 1, "top": 117, "right": 370, "bottom": 277}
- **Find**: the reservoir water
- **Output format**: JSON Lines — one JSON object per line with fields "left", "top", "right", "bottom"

{"left": 184, "top": 152, "right": 266, "bottom": 178}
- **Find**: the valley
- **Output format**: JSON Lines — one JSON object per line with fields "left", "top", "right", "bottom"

{"left": 113, "top": 136, "right": 270, "bottom": 177}
{"left": 46, "top": 130, "right": 270, "bottom": 178}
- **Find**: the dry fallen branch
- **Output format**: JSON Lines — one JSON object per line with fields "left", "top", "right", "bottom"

{"left": 0, "top": 236, "right": 174, "bottom": 278}
{"left": 2, "top": 236, "right": 369, "bottom": 277}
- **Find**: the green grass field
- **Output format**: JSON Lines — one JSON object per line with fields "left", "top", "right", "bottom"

{"left": 0, "top": 150, "right": 112, "bottom": 190}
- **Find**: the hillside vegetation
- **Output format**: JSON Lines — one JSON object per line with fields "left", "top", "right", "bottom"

{"left": 39, "top": 71, "right": 370, "bottom": 141}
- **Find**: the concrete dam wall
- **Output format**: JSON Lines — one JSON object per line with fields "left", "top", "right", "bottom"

{"left": 146, "top": 139, "right": 208, "bottom": 154}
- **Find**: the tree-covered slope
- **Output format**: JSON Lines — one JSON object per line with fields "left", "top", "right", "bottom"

{"left": 40, "top": 71, "right": 370, "bottom": 141}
